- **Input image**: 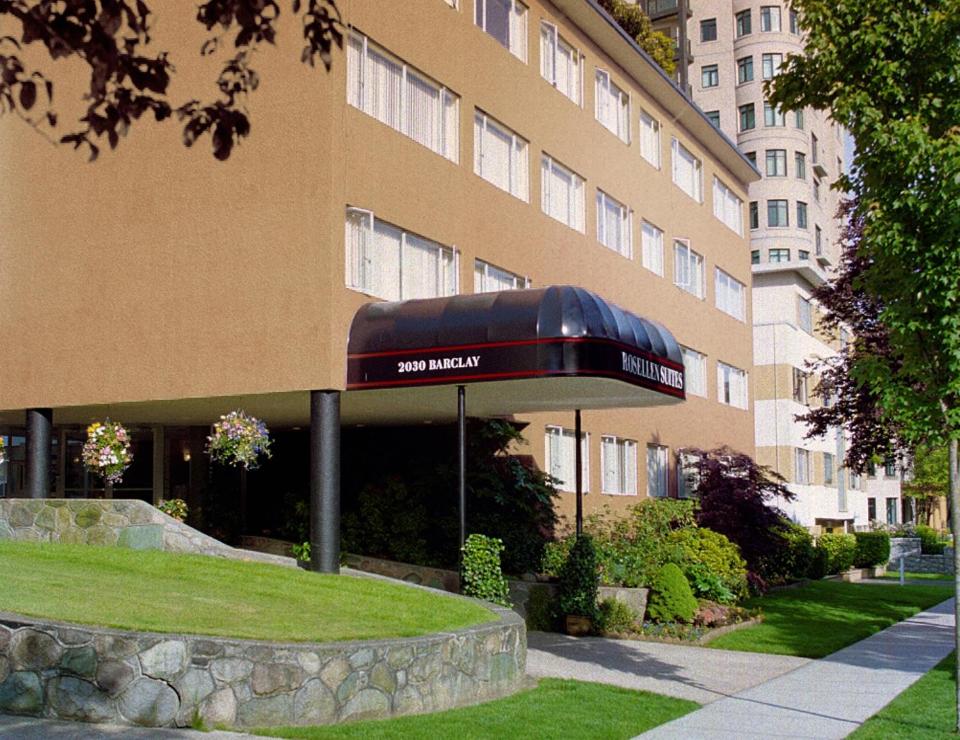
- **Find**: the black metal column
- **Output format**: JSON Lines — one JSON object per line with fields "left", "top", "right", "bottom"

{"left": 25, "top": 408, "right": 52, "bottom": 499}
{"left": 310, "top": 390, "right": 341, "bottom": 574}
{"left": 458, "top": 385, "right": 467, "bottom": 550}
{"left": 575, "top": 408, "right": 583, "bottom": 537}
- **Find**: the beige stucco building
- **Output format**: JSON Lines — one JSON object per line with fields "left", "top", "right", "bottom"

{"left": 0, "top": 0, "right": 758, "bottom": 540}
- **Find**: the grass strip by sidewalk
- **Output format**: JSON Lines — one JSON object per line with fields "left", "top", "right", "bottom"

{"left": 257, "top": 679, "right": 699, "bottom": 739}
{"left": 706, "top": 580, "right": 952, "bottom": 658}
{"left": 0, "top": 541, "right": 493, "bottom": 642}
{"left": 850, "top": 652, "right": 956, "bottom": 738}
{"left": 879, "top": 571, "right": 952, "bottom": 581}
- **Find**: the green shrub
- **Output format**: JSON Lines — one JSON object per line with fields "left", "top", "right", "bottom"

{"left": 557, "top": 534, "right": 600, "bottom": 620}
{"left": 669, "top": 527, "right": 748, "bottom": 602}
{"left": 460, "top": 534, "right": 510, "bottom": 607}
{"left": 525, "top": 585, "right": 557, "bottom": 632}
{"left": 817, "top": 533, "right": 857, "bottom": 574}
{"left": 760, "top": 521, "right": 816, "bottom": 583}
{"left": 647, "top": 563, "right": 698, "bottom": 624}
{"left": 916, "top": 524, "right": 945, "bottom": 554}
{"left": 597, "top": 598, "right": 638, "bottom": 635}
{"left": 158, "top": 498, "right": 188, "bottom": 522}
{"left": 854, "top": 531, "right": 891, "bottom": 567}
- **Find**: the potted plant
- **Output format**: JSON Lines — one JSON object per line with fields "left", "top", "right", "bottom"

{"left": 81, "top": 420, "right": 133, "bottom": 497}
{"left": 557, "top": 533, "right": 600, "bottom": 635}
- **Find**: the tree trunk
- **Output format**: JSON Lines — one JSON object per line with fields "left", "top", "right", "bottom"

{"left": 951, "top": 437, "right": 959, "bottom": 733}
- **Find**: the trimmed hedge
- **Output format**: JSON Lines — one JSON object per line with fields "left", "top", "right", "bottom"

{"left": 817, "top": 533, "right": 857, "bottom": 575}
{"left": 557, "top": 534, "right": 600, "bottom": 621}
{"left": 760, "top": 521, "right": 816, "bottom": 583}
{"left": 460, "top": 533, "right": 511, "bottom": 607}
{"left": 669, "top": 527, "right": 748, "bottom": 602}
{"left": 917, "top": 524, "right": 946, "bottom": 554}
{"left": 647, "top": 563, "right": 698, "bottom": 623}
{"left": 854, "top": 531, "right": 891, "bottom": 568}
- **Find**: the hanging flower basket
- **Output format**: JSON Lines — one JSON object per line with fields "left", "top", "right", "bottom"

{"left": 0, "top": 436, "right": 5, "bottom": 466}
{"left": 82, "top": 420, "right": 133, "bottom": 484}
{"left": 206, "top": 411, "right": 272, "bottom": 470}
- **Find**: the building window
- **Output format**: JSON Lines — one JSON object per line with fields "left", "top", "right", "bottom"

{"left": 705, "top": 110, "right": 721, "bottom": 128}
{"left": 545, "top": 426, "right": 589, "bottom": 492}
{"left": 596, "top": 189, "right": 632, "bottom": 258}
{"left": 764, "top": 101, "right": 785, "bottom": 127}
{"left": 347, "top": 32, "right": 459, "bottom": 162}
{"left": 681, "top": 347, "right": 707, "bottom": 397}
{"left": 745, "top": 151, "right": 757, "bottom": 166}
{"left": 475, "top": 0, "right": 527, "bottom": 61}
{"left": 540, "top": 22, "right": 582, "bottom": 105}
{"left": 671, "top": 139, "right": 703, "bottom": 201}
{"left": 797, "top": 201, "right": 808, "bottom": 229}
{"left": 749, "top": 201, "right": 759, "bottom": 230}
{"left": 595, "top": 69, "right": 630, "bottom": 143}
{"left": 751, "top": 249, "right": 760, "bottom": 264}
{"left": 444, "top": 0, "right": 458, "bottom": 7}
{"left": 886, "top": 497, "right": 898, "bottom": 525}
{"left": 885, "top": 457, "right": 897, "bottom": 478}
{"left": 713, "top": 178, "right": 743, "bottom": 234}
{"left": 824, "top": 452, "right": 835, "bottom": 485}
{"left": 761, "top": 52, "right": 783, "bottom": 80}
{"left": 474, "top": 111, "right": 529, "bottom": 200}
{"left": 677, "top": 451, "right": 700, "bottom": 499}
{"left": 717, "top": 362, "right": 748, "bottom": 409}
{"left": 794, "top": 109, "right": 805, "bottom": 129}
{"left": 701, "top": 64, "right": 719, "bottom": 88}
{"left": 850, "top": 469, "right": 861, "bottom": 489}
{"left": 474, "top": 259, "right": 527, "bottom": 292}
{"left": 639, "top": 111, "right": 661, "bottom": 168}
{"left": 345, "top": 208, "right": 457, "bottom": 301}
{"left": 715, "top": 269, "right": 746, "bottom": 321}
{"left": 867, "top": 460, "right": 877, "bottom": 478}
{"left": 769, "top": 248, "right": 790, "bottom": 262}
{"left": 541, "top": 154, "right": 585, "bottom": 232}
{"left": 739, "top": 103, "right": 756, "bottom": 131}
{"left": 601, "top": 436, "right": 638, "bottom": 495}
{"left": 795, "top": 151, "right": 806, "bottom": 180}
{"left": 674, "top": 240, "right": 704, "bottom": 299}
{"left": 789, "top": 9, "right": 800, "bottom": 34}
{"left": 700, "top": 18, "right": 717, "bottom": 42}
{"left": 736, "top": 9, "right": 752, "bottom": 37}
{"left": 765, "top": 149, "right": 787, "bottom": 177}
{"left": 815, "top": 225, "right": 823, "bottom": 255}
{"left": 792, "top": 367, "right": 809, "bottom": 404}
{"left": 795, "top": 448, "right": 811, "bottom": 484}
{"left": 760, "top": 5, "right": 782, "bottom": 32}
{"left": 641, "top": 221, "right": 664, "bottom": 276}
{"left": 767, "top": 199, "right": 789, "bottom": 227}
{"left": 798, "top": 296, "right": 813, "bottom": 333}
{"left": 868, "top": 497, "right": 877, "bottom": 521}
{"left": 737, "top": 56, "right": 754, "bottom": 84}
{"left": 799, "top": 249, "right": 810, "bottom": 261}
{"left": 647, "top": 444, "right": 669, "bottom": 498}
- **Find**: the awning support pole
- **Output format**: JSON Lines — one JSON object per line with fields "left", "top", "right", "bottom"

{"left": 310, "top": 389, "right": 341, "bottom": 574}
{"left": 575, "top": 408, "right": 583, "bottom": 537}
{"left": 26, "top": 408, "right": 52, "bottom": 499}
{"left": 458, "top": 385, "right": 467, "bottom": 552}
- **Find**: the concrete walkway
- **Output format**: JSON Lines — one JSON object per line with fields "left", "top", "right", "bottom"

{"left": 0, "top": 715, "right": 266, "bottom": 739}
{"left": 640, "top": 598, "right": 956, "bottom": 739}
{"left": 527, "top": 631, "right": 811, "bottom": 704}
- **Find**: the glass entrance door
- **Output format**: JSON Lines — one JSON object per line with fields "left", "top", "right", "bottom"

{"left": 0, "top": 435, "right": 26, "bottom": 498}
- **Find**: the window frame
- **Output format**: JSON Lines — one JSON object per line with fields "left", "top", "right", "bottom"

{"left": 671, "top": 138, "right": 703, "bottom": 202}
{"left": 737, "top": 56, "right": 754, "bottom": 84}
{"left": 739, "top": 103, "right": 756, "bottom": 131}
{"left": 541, "top": 153, "right": 585, "bottom": 232}
{"left": 680, "top": 346, "right": 707, "bottom": 397}
{"left": 544, "top": 425, "right": 590, "bottom": 493}
{"left": 474, "top": 258, "right": 529, "bottom": 293}
{"left": 596, "top": 189, "right": 633, "bottom": 258}
{"left": 595, "top": 68, "right": 631, "bottom": 143}
{"left": 701, "top": 64, "right": 719, "bottom": 88}
{"left": 673, "top": 239, "right": 705, "bottom": 299}
{"left": 760, "top": 5, "right": 782, "bottom": 32}
{"left": 700, "top": 17, "right": 718, "bottom": 42}
{"left": 641, "top": 221, "right": 664, "bottom": 276}
{"left": 473, "top": 109, "right": 529, "bottom": 201}
{"left": 539, "top": 21, "right": 583, "bottom": 106}
{"left": 646, "top": 444, "right": 670, "bottom": 499}
{"left": 765, "top": 148, "right": 787, "bottom": 177}
{"left": 600, "top": 435, "right": 638, "bottom": 496}
{"left": 767, "top": 198, "right": 789, "bottom": 227}
{"left": 715, "top": 268, "right": 746, "bottom": 321}
{"left": 639, "top": 110, "right": 662, "bottom": 169}
{"left": 717, "top": 361, "right": 749, "bottom": 409}
{"left": 735, "top": 9, "right": 752, "bottom": 37}
{"left": 475, "top": 0, "right": 528, "bottom": 62}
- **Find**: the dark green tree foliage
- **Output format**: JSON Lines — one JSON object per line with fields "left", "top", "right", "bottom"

{"left": 647, "top": 562, "right": 697, "bottom": 624}
{"left": 0, "top": 1, "right": 342, "bottom": 160}
{"left": 853, "top": 531, "right": 890, "bottom": 568}
{"left": 460, "top": 534, "right": 510, "bottom": 607}
{"left": 557, "top": 533, "right": 600, "bottom": 621}
{"left": 903, "top": 445, "right": 949, "bottom": 526}
{"left": 762, "top": 520, "right": 817, "bottom": 582}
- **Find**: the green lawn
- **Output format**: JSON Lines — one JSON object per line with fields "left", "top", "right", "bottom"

{"left": 257, "top": 679, "right": 699, "bottom": 739}
{"left": 0, "top": 541, "right": 492, "bottom": 642}
{"left": 706, "top": 581, "right": 953, "bottom": 658}
{"left": 879, "top": 571, "right": 953, "bottom": 582}
{"left": 851, "top": 652, "right": 956, "bottom": 739}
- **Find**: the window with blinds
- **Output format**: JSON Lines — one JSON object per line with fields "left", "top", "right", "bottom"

{"left": 595, "top": 69, "right": 630, "bottom": 143}
{"left": 673, "top": 240, "right": 704, "bottom": 298}
{"left": 640, "top": 111, "right": 661, "bottom": 168}
{"left": 712, "top": 178, "right": 743, "bottom": 234}
{"left": 681, "top": 346, "right": 706, "bottom": 397}
{"left": 601, "top": 436, "right": 637, "bottom": 495}
{"left": 671, "top": 138, "right": 702, "bottom": 201}
{"left": 476, "top": 0, "right": 528, "bottom": 61}
{"left": 596, "top": 190, "right": 632, "bottom": 258}
{"left": 540, "top": 22, "right": 581, "bottom": 105}
{"left": 345, "top": 208, "right": 457, "bottom": 301}
{"left": 474, "top": 111, "right": 529, "bottom": 201}
{"left": 646, "top": 444, "right": 669, "bottom": 498}
{"left": 717, "top": 362, "right": 748, "bottom": 409}
{"left": 677, "top": 450, "right": 701, "bottom": 498}
{"left": 545, "top": 426, "right": 589, "bottom": 492}
{"left": 541, "top": 155, "right": 585, "bottom": 232}
{"left": 474, "top": 259, "right": 528, "bottom": 292}
{"left": 715, "top": 269, "right": 745, "bottom": 321}
{"left": 347, "top": 32, "right": 459, "bottom": 162}
{"left": 641, "top": 221, "right": 664, "bottom": 276}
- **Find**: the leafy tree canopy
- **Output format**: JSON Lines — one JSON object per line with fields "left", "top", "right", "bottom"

{"left": 0, "top": 0, "right": 342, "bottom": 160}
{"left": 597, "top": 0, "right": 676, "bottom": 77}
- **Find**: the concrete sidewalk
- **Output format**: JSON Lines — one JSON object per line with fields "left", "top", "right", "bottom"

{"left": 639, "top": 598, "right": 956, "bottom": 739}
{"left": 527, "top": 631, "right": 810, "bottom": 704}
{"left": 0, "top": 715, "right": 267, "bottom": 739}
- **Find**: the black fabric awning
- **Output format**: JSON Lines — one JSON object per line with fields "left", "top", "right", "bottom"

{"left": 344, "top": 286, "right": 685, "bottom": 421}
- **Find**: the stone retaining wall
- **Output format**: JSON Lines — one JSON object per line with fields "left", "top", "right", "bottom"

{"left": 888, "top": 537, "right": 954, "bottom": 574}
{"left": 0, "top": 607, "right": 525, "bottom": 729}
{"left": 0, "top": 499, "right": 289, "bottom": 567}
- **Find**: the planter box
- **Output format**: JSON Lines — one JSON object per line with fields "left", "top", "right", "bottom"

{"left": 598, "top": 585, "right": 649, "bottom": 624}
